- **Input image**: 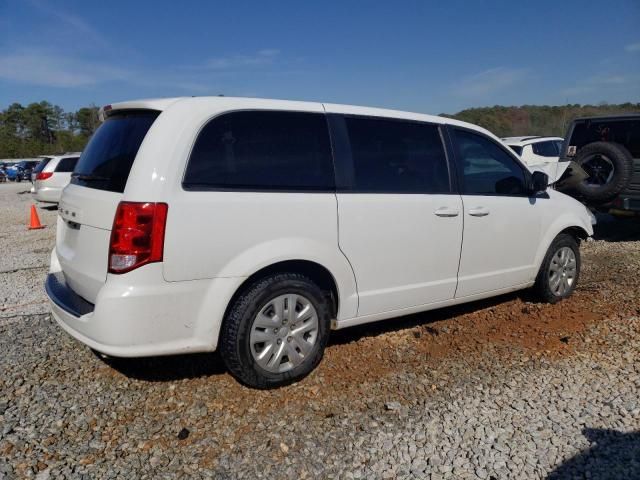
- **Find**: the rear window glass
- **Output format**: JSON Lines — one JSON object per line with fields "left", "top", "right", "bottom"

{"left": 72, "top": 111, "right": 159, "bottom": 192}
{"left": 55, "top": 157, "right": 79, "bottom": 173}
{"left": 34, "top": 158, "right": 51, "bottom": 173}
{"left": 183, "top": 111, "right": 334, "bottom": 191}
{"left": 569, "top": 119, "right": 640, "bottom": 157}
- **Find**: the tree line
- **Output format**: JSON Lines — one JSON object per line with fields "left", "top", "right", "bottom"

{"left": 1, "top": 100, "right": 639, "bottom": 159}
{"left": 0, "top": 101, "right": 99, "bottom": 159}
{"left": 445, "top": 103, "right": 640, "bottom": 138}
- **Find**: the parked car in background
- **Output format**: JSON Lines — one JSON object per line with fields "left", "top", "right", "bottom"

{"left": 557, "top": 114, "right": 640, "bottom": 215}
{"left": 4, "top": 163, "right": 21, "bottom": 182}
{"left": 33, "top": 153, "right": 81, "bottom": 203}
{"left": 502, "top": 136, "right": 568, "bottom": 182}
{"left": 45, "top": 97, "right": 594, "bottom": 389}
{"left": 0, "top": 169, "right": 6, "bottom": 183}
{"left": 0, "top": 160, "right": 39, "bottom": 182}
{"left": 16, "top": 160, "right": 39, "bottom": 182}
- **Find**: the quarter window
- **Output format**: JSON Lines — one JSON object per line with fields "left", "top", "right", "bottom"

{"left": 55, "top": 157, "right": 79, "bottom": 173}
{"left": 343, "top": 116, "right": 450, "bottom": 193}
{"left": 532, "top": 141, "right": 559, "bottom": 157}
{"left": 184, "top": 111, "right": 334, "bottom": 191}
{"left": 508, "top": 145, "right": 523, "bottom": 156}
{"left": 553, "top": 140, "right": 564, "bottom": 155}
{"left": 454, "top": 129, "right": 528, "bottom": 196}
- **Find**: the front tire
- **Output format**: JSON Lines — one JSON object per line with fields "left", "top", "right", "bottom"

{"left": 220, "top": 273, "right": 331, "bottom": 389}
{"left": 534, "top": 234, "right": 581, "bottom": 303}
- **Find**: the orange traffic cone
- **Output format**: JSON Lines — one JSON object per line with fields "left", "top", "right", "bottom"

{"left": 28, "top": 205, "right": 45, "bottom": 230}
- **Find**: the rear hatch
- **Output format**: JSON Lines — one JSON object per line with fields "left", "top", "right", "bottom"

{"left": 56, "top": 110, "right": 159, "bottom": 303}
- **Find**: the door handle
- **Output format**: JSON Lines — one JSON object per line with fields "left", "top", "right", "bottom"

{"left": 468, "top": 207, "right": 490, "bottom": 217}
{"left": 434, "top": 207, "right": 460, "bottom": 217}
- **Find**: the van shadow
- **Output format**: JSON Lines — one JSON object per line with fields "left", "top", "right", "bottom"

{"left": 592, "top": 213, "right": 640, "bottom": 242}
{"left": 99, "top": 351, "right": 228, "bottom": 382}
{"left": 102, "top": 290, "right": 526, "bottom": 382}
{"left": 40, "top": 205, "right": 58, "bottom": 211}
{"left": 547, "top": 428, "right": 640, "bottom": 479}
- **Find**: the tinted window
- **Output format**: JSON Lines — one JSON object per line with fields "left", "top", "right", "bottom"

{"left": 532, "top": 141, "right": 559, "bottom": 157}
{"left": 184, "top": 111, "right": 334, "bottom": 191}
{"left": 455, "top": 129, "right": 528, "bottom": 195}
{"left": 343, "top": 116, "right": 449, "bottom": 193}
{"left": 569, "top": 119, "right": 640, "bottom": 157}
{"left": 508, "top": 145, "right": 523, "bottom": 156}
{"left": 72, "top": 111, "right": 159, "bottom": 193}
{"left": 34, "top": 158, "right": 51, "bottom": 173}
{"left": 553, "top": 140, "right": 564, "bottom": 154}
{"left": 55, "top": 157, "right": 79, "bottom": 172}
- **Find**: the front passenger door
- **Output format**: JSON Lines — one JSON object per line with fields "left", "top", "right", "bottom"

{"left": 451, "top": 128, "right": 544, "bottom": 298}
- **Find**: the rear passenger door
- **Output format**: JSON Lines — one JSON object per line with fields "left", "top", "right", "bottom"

{"left": 450, "top": 128, "right": 543, "bottom": 297}
{"left": 330, "top": 115, "right": 463, "bottom": 317}
{"left": 164, "top": 109, "right": 343, "bottom": 287}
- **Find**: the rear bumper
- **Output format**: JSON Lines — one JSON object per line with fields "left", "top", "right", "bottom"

{"left": 46, "top": 272, "right": 95, "bottom": 317}
{"left": 46, "top": 250, "right": 243, "bottom": 358}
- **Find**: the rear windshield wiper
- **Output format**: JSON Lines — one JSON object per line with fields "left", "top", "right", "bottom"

{"left": 72, "top": 173, "right": 110, "bottom": 182}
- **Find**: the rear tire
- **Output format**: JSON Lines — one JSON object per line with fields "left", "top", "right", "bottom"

{"left": 574, "top": 142, "right": 633, "bottom": 203}
{"left": 534, "top": 234, "right": 581, "bottom": 303}
{"left": 220, "top": 273, "right": 331, "bottom": 389}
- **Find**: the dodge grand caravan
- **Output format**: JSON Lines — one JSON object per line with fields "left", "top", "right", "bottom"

{"left": 45, "top": 97, "right": 595, "bottom": 388}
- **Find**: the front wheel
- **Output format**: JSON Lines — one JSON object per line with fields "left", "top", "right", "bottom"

{"left": 534, "top": 234, "right": 581, "bottom": 303}
{"left": 220, "top": 273, "right": 331, "bottom": 389}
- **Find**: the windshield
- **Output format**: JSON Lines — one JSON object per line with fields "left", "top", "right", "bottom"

{"left": 71, "top": 110, "right": 159, "bottom": 193}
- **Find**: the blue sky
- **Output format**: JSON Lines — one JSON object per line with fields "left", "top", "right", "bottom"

{"left": 1, "top": 0, "right": 639, "bottom": 114}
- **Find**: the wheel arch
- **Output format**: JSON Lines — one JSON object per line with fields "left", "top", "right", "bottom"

{"left": 534, "top": 218, "right": 592, "bottom": 275}
{"left": 222, "top": 260, "right": 343, "bottom": 325}
{"left": 558, "top": 225, "right": 590, "bottom": 242}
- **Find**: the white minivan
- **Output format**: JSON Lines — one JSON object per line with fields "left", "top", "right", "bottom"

{"left": 46, "top": 97, "right": 595, "bottom": 388}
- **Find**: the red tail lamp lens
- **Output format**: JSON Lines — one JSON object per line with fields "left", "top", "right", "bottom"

{"left": 108, "top": 202, "right": 168, "bottom": 274}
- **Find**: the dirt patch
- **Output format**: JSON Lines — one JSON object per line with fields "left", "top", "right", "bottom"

{"left": 95, "top": 237, "right": 640, "bottom": 436}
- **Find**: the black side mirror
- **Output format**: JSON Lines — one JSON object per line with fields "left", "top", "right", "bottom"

{"left": 530, "top": 171, "right": 549, "bottom": 194}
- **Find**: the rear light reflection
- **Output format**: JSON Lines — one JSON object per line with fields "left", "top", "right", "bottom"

{"left": 108, "top": 202, "right": 168, "bottom": 274}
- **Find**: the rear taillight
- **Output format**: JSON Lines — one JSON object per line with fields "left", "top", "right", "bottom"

{"left": 36, "top": 172, "right": 53, "bottom": 180}
{"left": 108, "top": 202, "right": 168, "bottom": 274}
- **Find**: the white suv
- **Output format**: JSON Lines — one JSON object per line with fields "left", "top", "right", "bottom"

{"left": 46, "top": 97, "right": 594, "bottom": 388}
{"left": 32, "top": 153, "right": 81, "bottom": 203}
{"left": 502, "top": 136, "right": 569, "bottom": 183}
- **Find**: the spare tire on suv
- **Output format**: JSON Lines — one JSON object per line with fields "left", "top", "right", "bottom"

{"left": 573, "top": 141, "right": 634, "bottom": 203}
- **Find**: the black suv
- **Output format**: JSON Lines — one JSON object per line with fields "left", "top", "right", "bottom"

{"left": 559, "top": 114, "right": 640, "bottom": 215}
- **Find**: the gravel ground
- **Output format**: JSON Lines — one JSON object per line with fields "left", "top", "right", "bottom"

{"left": 1, "top": 181, "right": 639, "bottom": 479}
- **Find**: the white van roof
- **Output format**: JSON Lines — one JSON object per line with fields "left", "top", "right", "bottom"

{"left": 101, "top": 96, "right": 498, "bottom": 141}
